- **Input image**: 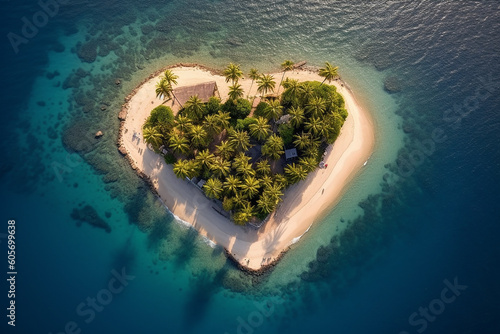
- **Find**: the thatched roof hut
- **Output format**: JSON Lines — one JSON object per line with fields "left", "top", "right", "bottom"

{"left": 173, "top": 81, "right": 220, "bottom": 108}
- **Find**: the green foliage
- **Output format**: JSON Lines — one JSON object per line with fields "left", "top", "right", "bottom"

{"left": 262, "top": 134, "right": 284, "bottom": 160}
{"left": 143, "top": 126, "right": 163, "bottom": 150}
{"left": 223, "top": 63, "right": 244, "bottom": 85}
{"left": 248, "top": 117, "right": 271, "bottom": 141}
{"left": 206, "top": 96, "right": 221, "bottom": 115}
{"left": 183, "top": 95, "right": 206, "bottom": 121}
{"left": 163, "top": 152, "right": 176, "bottom": 164}
{"left": 318, "top": 61, "right": 339, "bottom": 85}
{"left": 222, "top": 197, "right": 235, "bottom": 211}
{"left": 278, "top": 123, "right": 294, "bottom": 146}
{"left": 144, "top": 105, "right": 174, "bottom": 130}
{"left": 254, "top": 101, "right": 269, "bottom": 118}
{"left": 338, "top": 107, "right": 348, "bottom": 120}
{"left": 145, "top": 64, "right": 349, "bottom": 226}
{"left": 236, "top": 117, "right": 257, "bottom": 131}
{"left": 223, "top": 98, "right": 252, "bottom": 120}
{"left": 203, "top": 178, "right": 223, "bottom": 199}
{"left": 284, "top": 163, "right": 308, "bottom": 184}
{"left": 257, "top": 74, "right": 276, "bottom": 96}
{"left": 264, "top": 100, "right": 283, "bottom": 121}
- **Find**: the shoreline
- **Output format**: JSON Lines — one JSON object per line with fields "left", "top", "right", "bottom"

{"left": 117, "top": 63, "right": 375, "bottom": 273}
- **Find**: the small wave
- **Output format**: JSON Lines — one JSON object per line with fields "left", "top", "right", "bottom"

{"left": 290, "top": 224, "right": 313, "bottom": 245}
{"left": 158, "top": 198, "right": 217, "bottom": 248}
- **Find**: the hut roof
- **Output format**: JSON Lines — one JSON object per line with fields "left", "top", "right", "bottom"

{"left": 173, "top": 81, "right": 219, "bottom": 107}
{"left": 285, "top": 148, "right": 298, "bottom": 160}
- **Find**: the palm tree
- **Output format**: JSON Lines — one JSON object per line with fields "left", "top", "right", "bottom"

{"left": 255, "top": 159, "right": 271, "bottom": 176}
{"left": 262, "top": 134, "right": 284, "bottom": 160}
{"left": 169, "top": 133, "right": 190, "bottom": 154}
{"left": 263, "top": 183, "right": 284, "bottom": 200}
{"left": 306, "top": 96, "right": 327, "bottom": 118}
{"left": 247, "top": 68, "right": 259, "bottom": 98}
{"left": 189, "top": 125, "right": 208, "bottom": 148}
{"left": 257, "top": 74, "right": 276, "bottom": 97}
{"left": 229, "top": 129, "right": 252, "bottom": 152}
{"left": 155, "top": 78, "right": 173, "bottom": 102}
{"left": 273, "top": 174, "right": 288, "bottom": 189}
{"left": 203, "top": 178, "right": 223, "bottom": 199}
{"left": 298, "top": 82, "right": 315, "bottom": 104}
{"left": 175, "top": 115, "right": 192, "bottom": 134}
{"left": 237, "top": 162, "right": 255, "bottom": 177}
{"left": 223, "top": 175, "right": 241, "bottom": 195}
{"left": 228, "top": 83, "right": 244, "bottom": 100}
{"left": 204, "top": 114, "right": 222, "bottom": 136}
{"left": 282, "top": 78, "right": 301, "bottom": 106}
{"left": 216, "top": 111, "right": 231, "bottom": 130}
{"left": 304, "top": 117, "right": 324, "bottom": 136}
{"left": 264, "top": 100, "right": 283, "bottom": 121}
{"left": 195, "top": 149, "right": 215, "bottom": 170}
{"left": 299, "top": 156, "right": 317, "bottom": 172}
{"left": 173, "top": 159, "right": 193, "bottom": 179}
{"left": 318, "top": 61, "right": 339, "bottom": 86}
{"left": 288, "top": 106, "right": 305, "bottom": 128}
{"left": 215, "top": 140, "right": 234, "bottom": 160}
{"left": 260, "top": 174, "right": 273, "bottom": 189}
{"left": 257, "top": 193, "right": 276, "bottom": 214}
{"left": 284, "top": 163, "right": 308, "bottom": 183}
{"left": 183, "top": 95, "right": 205, "bottom": 121}
{"left": 248, "top": 116, "right": 271, "bottom": 141}
{"left": 293, "top": 132, "right": 312, "bottom": 150}
{"left": 163, "top": 69, "right": 178, "bottom": 85}
{"left": 232, "top": 191, "right": 247, "bottom": 209}
{"left": 278, "top": 60, "right": 295, "bottom": 94}
{"left": 233, "top": 202, "right": 255, "bottom": 225}
{"left": 210, "top": 157, "right": 232, "bottom": 178}
{"left": 223, "top": 63, "right": 243, "bottom": 85}
{"left": 233, "top": 152, "right": 252, "bottom": 168}
{"left": 161, "top": 69, "right": 181, "bottom": 105}
{"left": 240, "top": 176, "right": 260, "bottom": 198}
{"left": 143, "top": 126, "right": 163, "bottom": 149}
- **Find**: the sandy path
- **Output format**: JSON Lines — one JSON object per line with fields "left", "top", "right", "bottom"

{"left": 120, "top": 65, "right": 375, "bottom": 270}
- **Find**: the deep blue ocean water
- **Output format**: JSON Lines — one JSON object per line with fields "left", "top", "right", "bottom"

{"left": 1, "top": 1, "right": 499, "bottom": 333}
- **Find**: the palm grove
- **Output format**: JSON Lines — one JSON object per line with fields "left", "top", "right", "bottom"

{"left": 143, "top": 61, "right": 346, "bottom": 225}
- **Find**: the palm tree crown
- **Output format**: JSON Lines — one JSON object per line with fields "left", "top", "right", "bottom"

{"left": 143, "top": 126, "right": 163, "bottom": 149}
{"left": 223, "top": 63, "right": 243, "bottom": 85}
{"left": 247, "top": 68, "right": 260, "bottom": 98}
{"left": 173, "top": 159, "right": 193, "bottom": 179}
{"left": 163, "top": 69, "right": 179, "bottom": 86}
{"left": 262, "top": 134, "right": 284, "bottom": 160}
{"left": 284, "top": 163, "right": 308, "bottom": 184}
{"left": 228, "top": 84, "right": 244, "bottom": 100}
{"left": 155, "top": 78, "right": 172, "bottom": 101}
{"left": 318, "top": 61, "right": 339, "bottom": 85}
{"left": 229, "top": 129, "right": 252, "bottom": 152}
{"left": 264, "top": 100, "right": 283, "bottom": 121}
{"left": 183, "top": 95, "right": 205, "bottom": 121}
{"left": 278, "top": 60, "right": 295, "bottom": 94}
{"left": 288, "top": 106, "right": 305, "bottom": 128}
{"left": 203, "top": 178, "right": 223, "bottom": 199}
{"left": 257, "top": 74, "right": 276, "bottom": 97}
{"left": 249, "top": 116, "right": 271, "bottom": 141}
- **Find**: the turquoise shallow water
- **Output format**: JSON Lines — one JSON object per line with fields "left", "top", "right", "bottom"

{"left": 1, "top": 1, "right": 500, "bottom": 333}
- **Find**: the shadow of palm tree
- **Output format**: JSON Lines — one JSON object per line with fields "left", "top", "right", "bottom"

{"left": 173, "top": 228, "right": 199, "bottom": 268}
{"left": 147, "top": 217, "right": 172, "bottom": 250}
{"left": 106, "top": 231, "right": 136, "bottom": 284}
{"left": 182, "top": 264, "right": 230, "bottom": 332}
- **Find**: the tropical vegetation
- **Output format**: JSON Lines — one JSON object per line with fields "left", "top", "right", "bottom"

{"left": 145, "top": 62, "right": 347, "bottom": 225}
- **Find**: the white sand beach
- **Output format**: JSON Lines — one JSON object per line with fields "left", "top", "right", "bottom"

{"left": 119, "top": 65, "right": 375, "bottom": 270}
